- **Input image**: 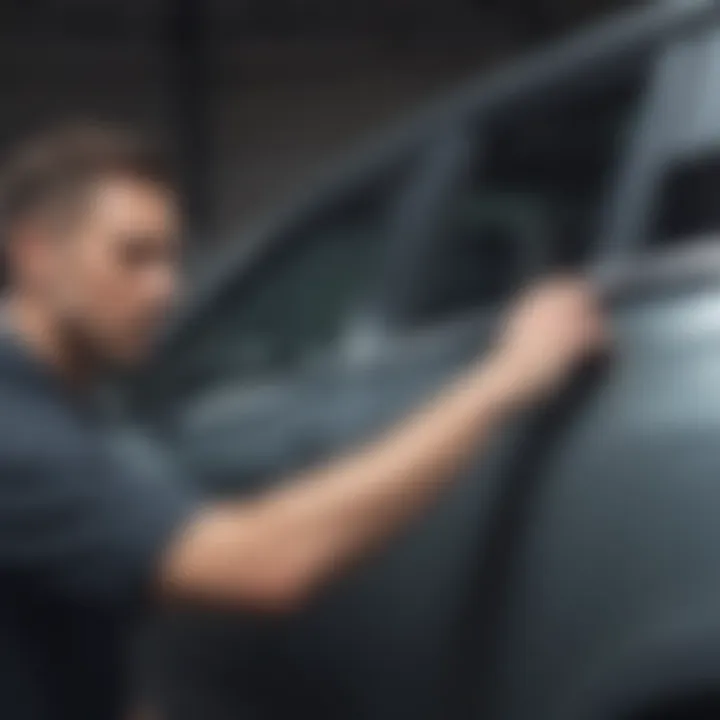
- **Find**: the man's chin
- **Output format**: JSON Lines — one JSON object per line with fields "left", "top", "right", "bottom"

{"left": 107, "top": 343, "right": 154, "bottom": 370}
{"left": 61, "top": 319, "right": 157, "bottom": 373}
{"left": 89, "top": 335, "right": 154, "bottom": 372}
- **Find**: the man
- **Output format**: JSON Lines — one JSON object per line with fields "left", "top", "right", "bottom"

{"left": 0, "top": 122, "right": 605, "bottom": 720}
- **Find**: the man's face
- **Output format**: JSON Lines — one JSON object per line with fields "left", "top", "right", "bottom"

{"left": 33, "top": 176, "right": 182, "bottom": 367}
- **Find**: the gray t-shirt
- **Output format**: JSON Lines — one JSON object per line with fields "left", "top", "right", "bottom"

{"left": 0, "top": 334, "right": 195, "bottom": 720}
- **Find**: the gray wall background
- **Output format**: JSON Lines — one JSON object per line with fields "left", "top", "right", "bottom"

{"left": 0, "top": 0, "right": 628, "bottom": 244}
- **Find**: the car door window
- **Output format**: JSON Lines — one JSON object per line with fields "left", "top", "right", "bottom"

{"left": 164, "top": 172, "right": 404, "bottom": 399}
{"left": 403, "top": 65, "right": 650, "bottom": 328}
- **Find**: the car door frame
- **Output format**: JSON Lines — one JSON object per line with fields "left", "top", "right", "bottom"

{"left": 132, "top": 0, "right": 720, "bottom": 417}
{"left": 336, "top": 1, "right": 720, "bottom": 369}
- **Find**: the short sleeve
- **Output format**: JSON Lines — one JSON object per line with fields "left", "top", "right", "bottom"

{"left": 0, "top": 416, "right": 197, "bottom": 605}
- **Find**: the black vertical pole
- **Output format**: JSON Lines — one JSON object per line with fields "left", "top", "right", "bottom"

{"left": 167, "top": 0, "right": 213, "bottom": 240}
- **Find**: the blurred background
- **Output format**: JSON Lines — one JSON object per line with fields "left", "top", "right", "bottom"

{"left": 12, "top": 4, "right": 720, "bottom": 720}
{"left": 0, "top": 0, "right": 632, "bottom": 249}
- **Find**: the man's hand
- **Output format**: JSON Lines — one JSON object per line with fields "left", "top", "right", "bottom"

{"left": 489, "top": 277, "right": 607, "bottom": 406}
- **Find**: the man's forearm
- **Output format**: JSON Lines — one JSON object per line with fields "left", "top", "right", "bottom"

{"left": 162, "top": 354, "right": 525, "bottom": 611}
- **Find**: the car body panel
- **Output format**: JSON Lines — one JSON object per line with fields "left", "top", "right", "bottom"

{"left": 477, "top": 279, "right": 720, "bottom": 718}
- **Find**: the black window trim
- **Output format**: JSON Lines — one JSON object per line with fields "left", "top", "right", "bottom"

{"left": 363, "top": 125, "right": 480, "bottom": 332}
{"left": 598, "top": 27, "right": 711, "bottom": 262}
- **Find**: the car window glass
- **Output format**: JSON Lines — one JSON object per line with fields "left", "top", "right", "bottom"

{"left": 651, "top": 153, "right": 720, "bottom": 246}
{"left": 165, "top": 172, "right": 404, "bottom": 397}
{"left": 403, "top": 66, "right": 649, "bottom": 327}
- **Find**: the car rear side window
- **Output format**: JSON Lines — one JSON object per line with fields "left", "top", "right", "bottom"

{"left": 402, "top": 65, "right": 649, "bottom": 328}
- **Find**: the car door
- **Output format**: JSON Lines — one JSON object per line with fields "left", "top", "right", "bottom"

{"left": 480, "top": 22, "right": 720, "bottom": 720}
{"left": 128, "top": 5, "right": 718, "bottom": 720}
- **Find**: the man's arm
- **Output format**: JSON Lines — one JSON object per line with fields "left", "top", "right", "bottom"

{"left": 0, "top": 278, "right": 604, "bottom": 613}
{"left": 158, "top": 278, "right": 606, "bottom": 613}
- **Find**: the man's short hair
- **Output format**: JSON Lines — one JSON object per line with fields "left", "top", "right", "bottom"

{"left": 0, "top": 121, "right": 175, "bottom": 235}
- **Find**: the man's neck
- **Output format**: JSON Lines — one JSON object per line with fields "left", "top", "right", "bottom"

{"left": 3, "top": 294, "right": 95, "bottom": 388}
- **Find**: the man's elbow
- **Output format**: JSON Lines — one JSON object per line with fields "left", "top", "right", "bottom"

{"left": 162, "top": 510, "right": 323, "bottom": 614}
{"left": 240, "top": 564, "right": 317, "bottom": 616}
